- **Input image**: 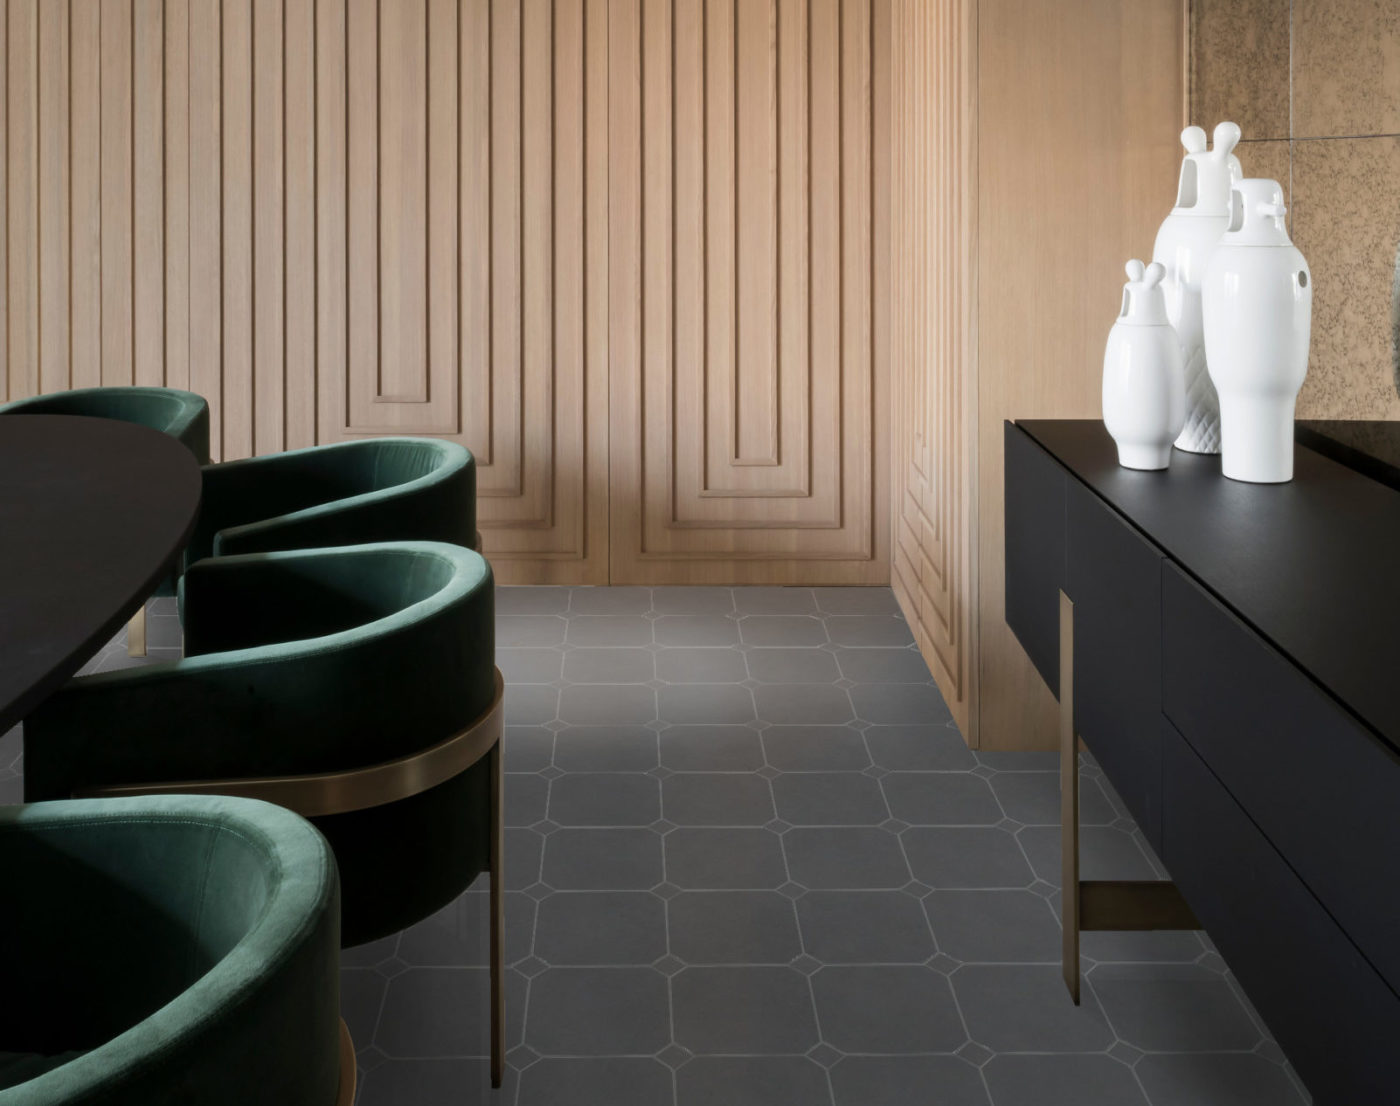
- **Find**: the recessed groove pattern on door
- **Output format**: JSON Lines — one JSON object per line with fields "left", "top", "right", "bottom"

{"left": 889, "top": 0, "right": 976, "bottom": 736}
{"left": 609, "top": 0, "right": 889, "bottom": 584}
{"left": 0, "top": 0, "right": 609, "bottom": 583}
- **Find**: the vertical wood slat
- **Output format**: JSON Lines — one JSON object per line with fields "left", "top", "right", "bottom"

{"left": 221, "top": 0, "right": 253, "bottom": 459}
{"left": 734, "top": 0, "right": 777, "bottom": 465}
{"left": 37, "top": 0, "right": 69, "bottom": 394}
{"left": 702, "top": 0, "right": 734, "bottom": 487}
{"left": 133, "top": 0, "right": 163, "bottom": 388}
{"left": 69, "top": 0, "right": 101, "bottom": 389}
{"left": 100, "top": 0, "right": 132, "bottom": 388}
{"left": 253, "top": 0, "right": 285, "bottom": 452}
{"left": 284, "top": 0, "right": 315, "bottom": 448}
{"left": 376, "top": 0, "right": 427, "bottom": 403}
{"left": 164, "top": 0, "right": 190, "bottom": 393}
{"left": 487, "top": 0, "right": 522, "bottom": 495}
{"left": 314, "top": 0, "right": 346, "bottom": 448}
{"left": 345, "top": 0, "right": 377, "bottom": 431}
{"left": 8, "top": 0, "right": 37, "bottom": 400}
{"left": 189, "top": 0, "right": 221, "bottom": 455}
{"left": 459, "top": 0, "right": 491, "bottom": 462}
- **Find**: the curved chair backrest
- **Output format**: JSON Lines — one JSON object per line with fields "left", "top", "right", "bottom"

{"left": 0, "top": 795, "right": 341, "bottom": 1105}
{"left": 0, "top": 386, "right": 211, "bottom": 464}
{"left": 24, "top": 542, "right": 496, "bottom": 947}
{"left": 188, "top": 437, "right": 477, "bottom": 564}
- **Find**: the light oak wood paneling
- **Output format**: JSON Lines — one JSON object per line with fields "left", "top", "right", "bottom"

{"left": 975, "top": 0, "right": 1183, "bottom": 748}
{"left": 607, "top": 0, "right": 890, "bottom": 584}
{"left": 0, "top": 0, "right": 610, "bottom": 584}
{"left": 889, "top": 0, "right": 977, "bottom": 739}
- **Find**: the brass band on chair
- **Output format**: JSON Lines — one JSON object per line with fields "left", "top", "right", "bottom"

{"left": 78, "top": 668, "right": 505, "bottom": 816}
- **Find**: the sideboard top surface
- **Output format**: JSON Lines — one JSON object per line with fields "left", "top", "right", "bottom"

{"left": 1015, "top": 419, "right": 1400, "bottom": 754}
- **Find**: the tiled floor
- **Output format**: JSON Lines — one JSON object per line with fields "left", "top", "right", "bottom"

{"left": 0, "top": 587, "right": 1311, "bottom": 1106}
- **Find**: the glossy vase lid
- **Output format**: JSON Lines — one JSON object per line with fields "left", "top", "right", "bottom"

{"left": 1171, "top": 122, "right": 1242, "bottom": 218}
{"left": 1116, "top": 260, "right": 1171, "bottom": 326}
{"left": 1222, "top": 179, "right": 1294, "bottom": 246}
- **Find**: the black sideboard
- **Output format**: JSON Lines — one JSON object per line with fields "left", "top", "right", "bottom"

{"left": 1005, "top": 419, "right": 1400, "bottom": 1105}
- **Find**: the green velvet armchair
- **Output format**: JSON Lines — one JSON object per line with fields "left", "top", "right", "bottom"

{"left": 0, "top": 386, "right": 212, "bottom": 655}
{"left": 0, "top": 386, "right": 211, "bottom": 464}
{"left": 187, "top": 437, "right": 480, "bottom": 570}
{"left": 0, "top": 795, "right": 348, "bottom": 1105}
{"left": 22, "top": 542, "right": 505, "bottom": 1087}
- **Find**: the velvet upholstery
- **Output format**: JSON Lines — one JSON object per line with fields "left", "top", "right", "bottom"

{"left": 23, "top": 542, "right": 497, "bottom": 948}
{"left": 186, "top": 437, "right": 478, "bottom": 569}
{"left": 0, "top": 795, "right": 340, "bottom": 1104}
{"left": 0, "top": 387, "right": 211, "bottom": 465}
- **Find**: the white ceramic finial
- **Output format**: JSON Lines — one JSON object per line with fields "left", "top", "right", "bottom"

{"left": 1143, "top": 261, "right": 1166, "bottom": 289}
{"left": 1181, "top": 126, "right": 1208, "bottom": 154}
{"left": 1212, "top": 122, "right": 1241, "bottom": 161}
{"left": 1125, "top": 259, "right": 1146, "bottom": 282}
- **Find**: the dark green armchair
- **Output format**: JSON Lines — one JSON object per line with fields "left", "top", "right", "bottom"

{"left": 0, "top": 386, "right": 212, "bottom": 654}
{"left": 0, "top": 386, "right": 211, "bottom": 464}
{"left": 186, "top": 437, "right": 479, "bottom": 569}
{"left": 23, "top": 542, "right": 505, "bottom": 1087}
{"left": 0, "top": 794, "right": 348, "bottom": 1105}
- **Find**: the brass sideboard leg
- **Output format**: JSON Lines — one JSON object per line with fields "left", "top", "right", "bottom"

{"left": 127, "top": 603, "right": 147, "bottom": 657}
{"left": 1059, "top": 590, "right": 1081, "bottom": 1005}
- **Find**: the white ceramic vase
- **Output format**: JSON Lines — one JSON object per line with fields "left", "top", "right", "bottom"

{"left": 1103, "top": 260, "right": 1187, "bottom": 471}
{"left": 1202, "top": 179, "right": 1312, "bottom": 484}
{"left": 1151, "top": 121, "right": 1242, "bottom": 455}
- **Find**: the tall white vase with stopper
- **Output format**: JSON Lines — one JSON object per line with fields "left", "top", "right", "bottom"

{"left": 1151, "top": 121, "right": 1242, "bottom": 454}
{"left": 1103, "top": 260, "right": 1186, "bottom": 471}
{"left": 1202, "top": 179, "right": 1312, "bottom": 483}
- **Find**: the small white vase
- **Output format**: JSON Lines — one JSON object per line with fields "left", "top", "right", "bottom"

{"left": 1103, "top": 260, "right": 1187, "bottom": 471}
{"left": 1202, "top": 179, "right": 1312, "bottom": 484}
{"left": 1152, "top": 121, "right": 1242, "bottom": 455}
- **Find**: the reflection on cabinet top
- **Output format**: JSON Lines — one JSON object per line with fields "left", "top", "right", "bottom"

{"left": 1014, "top": 419, "right": 1400, "bottom": 755}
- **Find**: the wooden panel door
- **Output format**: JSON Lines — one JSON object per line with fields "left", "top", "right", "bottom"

{"left": 0, "top": 0, "right": 609, "bottom": 585}
{"left": 888, "top": 0, "right": 976, "bottom": 736}
{"left": 607, "top": 0, "right": 890, "bottom": 584}
{"left": 314, "top": 0, "right": 610, "bottom": 583}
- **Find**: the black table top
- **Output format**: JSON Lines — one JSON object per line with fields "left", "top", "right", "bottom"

{"left": 0, "top": 414, "right": 202, "bottom": 734}
{"left": 1016, "top": 419, "right": 1400, "bottom": 755}
{"left": 1295, "top": 420, "right": 1400, "bottom": 494}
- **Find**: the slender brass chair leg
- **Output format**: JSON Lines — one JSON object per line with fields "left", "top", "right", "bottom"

{"left": 489, "top": 736, "right": 505, "bottom": 1089}
{"left": 127, "top": 603, "right": 147, "bottom": 657}
{"left": 1059, "top": 591, "right": 1081, "bottom": 1005}
{"left": 337, "top": 1019, "right": 357, "bottom": 1106}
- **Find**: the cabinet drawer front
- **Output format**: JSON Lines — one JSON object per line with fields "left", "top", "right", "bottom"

{"left": 1163, "top": 564, "right": 1400, "bottom": 994}
{"left": 1004, "top": 422, "right": 1067, "bottom": 694}
{"left": 1162, "top": 719, "right": 1400, "bottom": 1103}
{"left": 1067, "top": 480, "right": 1163, "bottom": 847}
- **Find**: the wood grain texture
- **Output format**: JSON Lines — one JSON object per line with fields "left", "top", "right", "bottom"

{"left": 888, "top": 0, "right": 978, "bottom": 739}
{"left": 976, "top": 0, "right": 1183, "bottom": 748}
{"left": 4, "top": 0, "right": 887, "bottom": 588}
{"left": 607, "top": 0, "right": 890, "bottom": 585}
{"left": 1, "top": 0, "right": 611, "bottom": 583}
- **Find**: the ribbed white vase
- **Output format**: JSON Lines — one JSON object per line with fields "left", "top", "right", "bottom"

{"left": 1151, "top": 122, "right": 1242, "bottom": 454}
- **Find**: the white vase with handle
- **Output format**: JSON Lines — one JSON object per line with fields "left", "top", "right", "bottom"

{"left": 1152, "top": 121, "right": 1242, "bottom": 455}
{"left": 1202, "top": 178, "right": 1312, "bottom": 484}
{"left": 1103, "top": 260, "right": 1187, "bottom": 471}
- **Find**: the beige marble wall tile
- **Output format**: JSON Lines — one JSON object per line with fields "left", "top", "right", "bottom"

{"left": 1294, "top": 0, "right": 1400, "bottom": 138}
{"left": 1292, "top": 137, "right": 1400, "bottom": 419}
{"left": 1191, "top": 0, "right": 1291, "bottom": 140}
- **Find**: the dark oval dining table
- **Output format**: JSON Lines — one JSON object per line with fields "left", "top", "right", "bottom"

{"left": 0, "top": 414, "right": 202, "bottom": 735}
